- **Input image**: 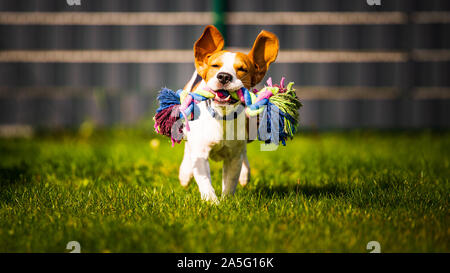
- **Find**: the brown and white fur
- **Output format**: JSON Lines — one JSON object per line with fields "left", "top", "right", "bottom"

{"left": 178, "top": 25, "right": 279, "bottom": 203}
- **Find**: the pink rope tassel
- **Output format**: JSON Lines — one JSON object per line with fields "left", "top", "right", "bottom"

{"left": 180, "top": 110, "right": 190, "bottom": 132}
{"left": 280, "top": 77, "right": 285, "bottom": 89}
{"left": 236, "top": 88, "right": 246, "bottom": 103}
{"left": 178, "top": 94, "right": 193, "bottom": 132}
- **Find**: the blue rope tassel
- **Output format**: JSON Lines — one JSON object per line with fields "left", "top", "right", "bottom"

{"left": 257, "top": 102, "right": 297, "bottom": 146}
{"left": 156, "top": 88, "right": 181, "bottom": 113}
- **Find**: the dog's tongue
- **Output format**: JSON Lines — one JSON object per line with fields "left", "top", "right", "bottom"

{"left": 216, "top": 90, "right": 230, "bottom": 99}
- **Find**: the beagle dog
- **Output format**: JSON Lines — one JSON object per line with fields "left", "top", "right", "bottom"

{"left": 178, "top": 25, "right": 279, "bottom": 202}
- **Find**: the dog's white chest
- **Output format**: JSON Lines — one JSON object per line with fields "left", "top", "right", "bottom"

{"left": 184, "top": 101, "right": 246, "bottom": 161}
{"left": 185, "top": 101, "right": 223, "bottom": 144}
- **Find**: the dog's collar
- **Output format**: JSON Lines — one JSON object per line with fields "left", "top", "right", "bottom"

{"left": 206, "top": 100, "right": 245, "bottom": 121}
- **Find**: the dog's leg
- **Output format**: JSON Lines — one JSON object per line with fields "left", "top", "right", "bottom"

{"left": 222, "top": 152, "right": 244, "bottom": 197}
{"left": 192, "top": 157, "right": 218, "bottom": 203}
{"left": 239, "top": 147, "right": 251, "bottom": 187}
{"left": 179, "top": 142, "right": 193, "bottom": 187}
{"left": 189, "top": 143, "right": 218, "bottom": 203}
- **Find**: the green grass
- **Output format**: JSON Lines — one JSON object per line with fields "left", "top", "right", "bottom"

{"left": 0, "top": 129, "right": 448, "bottom": 252}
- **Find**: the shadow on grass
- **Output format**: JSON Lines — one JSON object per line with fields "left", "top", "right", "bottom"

{"left": 0, "top": 163, "right": 32, "bottom": 186}
{"left": 252, "top": 183, "right": 348, "bottom": 199}
{"left": 0, "top": 163, "right": 34, "bottom": 205}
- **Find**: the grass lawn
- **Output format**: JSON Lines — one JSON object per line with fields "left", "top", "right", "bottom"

{"left": 0, "top": 129, "right": 448, "bottom": 252}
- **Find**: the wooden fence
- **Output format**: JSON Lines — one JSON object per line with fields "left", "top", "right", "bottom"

{"left": 0, "top": 0, "right": 449, "bottom": 129}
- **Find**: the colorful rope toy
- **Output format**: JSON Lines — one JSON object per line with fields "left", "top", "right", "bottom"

{"left": 153, "top": 77, "right": 302, "bottom": 146}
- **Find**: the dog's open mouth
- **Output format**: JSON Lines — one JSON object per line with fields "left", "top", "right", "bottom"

{"left": 212, "top": 89, "right": 239, "bottom": 105}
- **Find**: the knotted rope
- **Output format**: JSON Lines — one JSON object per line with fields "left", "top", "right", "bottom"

{"left": 154, "top": 77, "right": 302, "bottom": 146}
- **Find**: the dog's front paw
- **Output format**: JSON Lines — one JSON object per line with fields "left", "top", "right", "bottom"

{"left": 201, "top": 191, "right": 219, "bottom": 204}
{"left": 239, "top": 170, "right": 250, "bottom": 187}
{"left": 179, "top": 164, "right": 193, "bottom": 188}
{"left": 179, "top": 174, "right": 192, "bottom": 188}
{"left": 208, "top": 197, "right": 219, "bottom": 205}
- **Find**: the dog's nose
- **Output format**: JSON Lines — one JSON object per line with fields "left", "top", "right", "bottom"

{"left": 217, "top": 72, "right": 232, "bottom": 85}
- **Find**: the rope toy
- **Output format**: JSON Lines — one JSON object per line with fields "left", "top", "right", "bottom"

{"left": 153, "top": 77, "right": 302, "bottom": 146}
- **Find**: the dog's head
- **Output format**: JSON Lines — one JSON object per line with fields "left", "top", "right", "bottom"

{"left": 194, "top": 25, "right": 279, "bottom": 105}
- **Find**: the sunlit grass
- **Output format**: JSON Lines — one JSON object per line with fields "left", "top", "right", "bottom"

{"left": 0, "top": 129, "right": 448, "bottom": 252}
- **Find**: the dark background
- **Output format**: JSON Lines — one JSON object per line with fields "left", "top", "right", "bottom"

{"left": 0, "top": 0, "right": 449, "bottom": 129}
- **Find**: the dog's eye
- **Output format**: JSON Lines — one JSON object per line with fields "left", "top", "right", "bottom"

{"left": 238, "top": 67, "right": 248, "bottom": 72}
{"left": 211, "top": 64, "right": 220, "bottom": 68}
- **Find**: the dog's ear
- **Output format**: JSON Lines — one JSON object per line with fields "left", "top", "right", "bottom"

{"left": 248, "top": 30, "right": 279, "bottom": 86}
{"left": 194, "top": 25, "right": 224, "bottom": 79}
